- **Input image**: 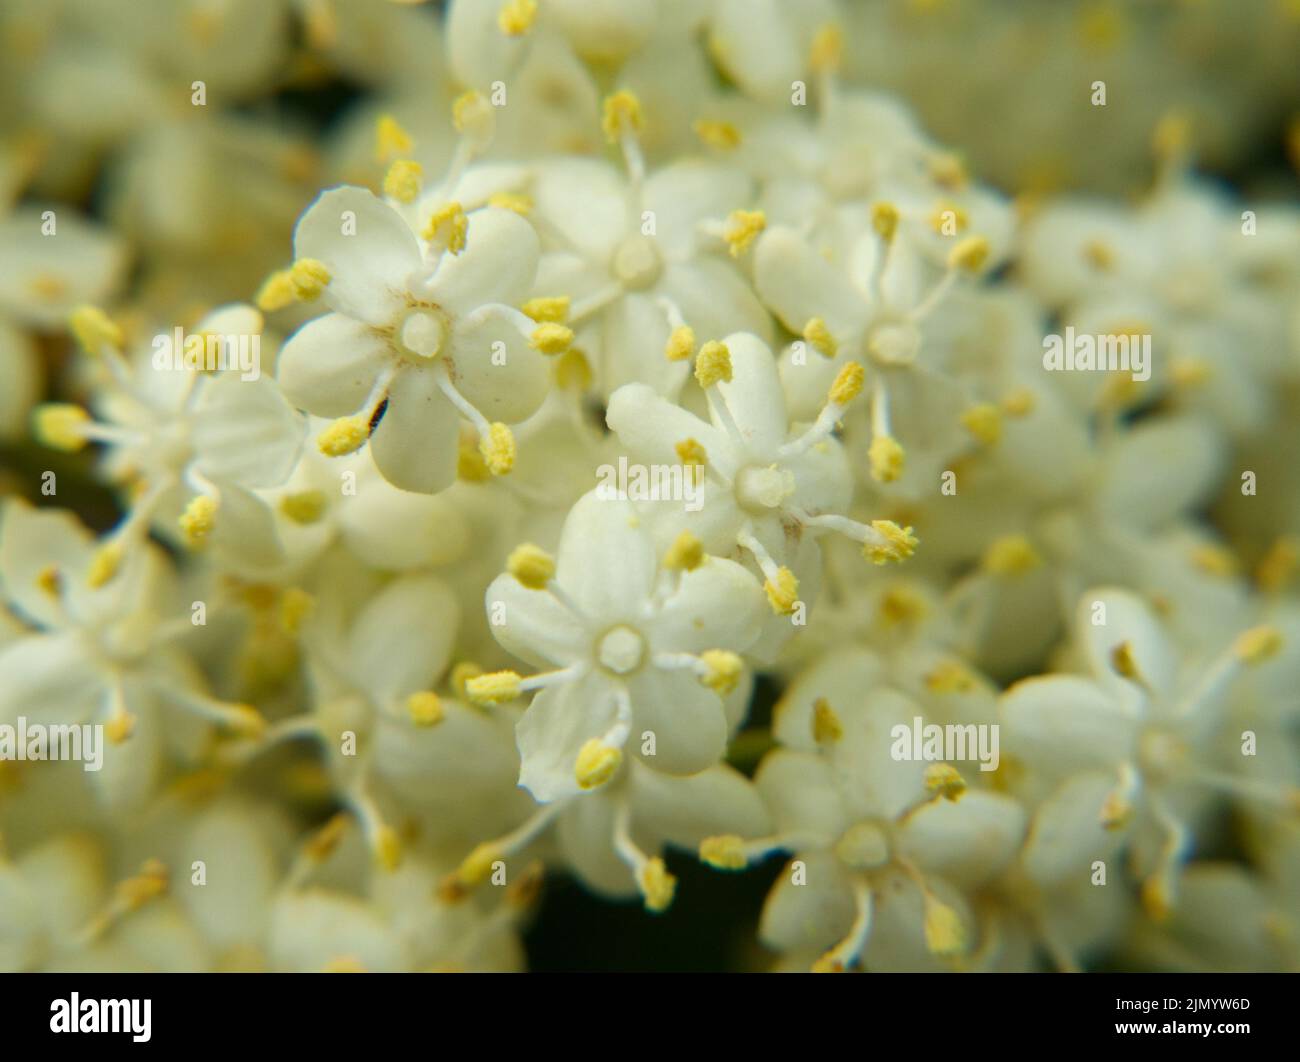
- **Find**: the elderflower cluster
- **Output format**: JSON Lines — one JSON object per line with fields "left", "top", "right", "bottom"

{"left": 1, "top": 0, "right": 1298, "bottom": 974}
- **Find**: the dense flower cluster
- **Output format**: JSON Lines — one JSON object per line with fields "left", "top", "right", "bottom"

{"left": 1, "top": 0, "right": 1298, "bottom": 973}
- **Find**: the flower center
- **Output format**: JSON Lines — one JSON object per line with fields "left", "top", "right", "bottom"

{"left": 397, "top": 309, "right": 446, "bottom": 360}
{"left": 735, "top": 464, "right": 795, "bottom": 514}
{"left": 835, "top": 821, "right": 891, "bottom": 870}
{"left": 611, "top": 235, "right": 663, "bottom": 290}
{"left": 866, "top": 320, "right": 921, "bottom": 366}
{"left": 596, "top": 624, "right": 645, "bottom": 675}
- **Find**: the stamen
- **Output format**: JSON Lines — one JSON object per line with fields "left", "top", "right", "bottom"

{"left": 812, "top": 880, "right": 873, "bottom": 973}
{"left": 812, "top": 697, "right": 843, "bottom": 743}
{"left": 375, "top": 114, "right": 413, "bottom": 162}
{"left": 507, "top": 543, "right": 556, "bottom": 589}
{"left": 383, "top": 159, "right": 423, "bottom": 204}
{"left": 290, "top": 258, "right": 331, "bottom": 300}
{"left": 722, "top": 209, "right": 765, "bottom": 257}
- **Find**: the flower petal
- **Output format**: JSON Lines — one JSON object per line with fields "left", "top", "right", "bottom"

{"left": 276, "top": 312, "right": 387, "bottom": 418}
{"left": 368, "top": 368, "right": 459, "bottom": 494}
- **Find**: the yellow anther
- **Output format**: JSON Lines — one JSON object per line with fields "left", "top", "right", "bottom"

{"left": 497, "top": 0, "right": 538, "bottom": 36}
{"left": 279, "top": 489, "right": 328, "bottom": 525}
{"left": 1233, "top": 625, "right": 1283, "bottom": 665}
{"left": 828, "top": 362, "right": 865, "bottom": 406}
{"left": 424, "top": 201, "right": 468, "bottom": 255}
{"left": 809, "top": 23, "right": 844, "bottom": 73}
{"left": 69, "top": 305, "right": 123, "bottom": 353}
{"left": 1000, "top": 388, "right": 1036, "bottom": 417}
{"left": 375, "top": 115, "right": 412, "bottom": 161}
{"left": 87, "top": 543, "right": 123, "bottom": 589}
{"left": 638, "top": 857, "right": 677, "bottom": 913}
{"left": 489, "top": 193, "right": 533, "bottom": 217}
{"left": 406, "top": 691, "right": 445, "bottom": 727}
{"left": 675, "top": 437, "right": 708, "bottom": 467}
{"left": 923, "top": 896, "right": 967, "bottom": 957}
{"left": 530, "top": 322, "right": 574, "bottom": 355}
{"left": 1141, "top": 875, "right": 1173, "bottom": 923}
{"left": 802, "top": 317, "right": 837, "bottom": 358}
{"left": 383, "top": 159, "right": 423, "bottom": 204}
{"left": 699, "top": 835, "right": 747, "bottom": 870}
{"left": 869, "top": 435, "right": 905, "bottom": 483}
{"left": 179, "top": 495, "right": 218, "bottom": 547}
{"left": 692, "top": 118, "right": 742, "bottom": 151}
{"left": 227, "top": 704, "right": 267, "bottom": 738}
{"left": 452, "top": 89, "right": 495, "bottom": 143}
{"left": 554, "top": 348, "right": 592, "bottom": 390}
{"left": 466, "top": 670, "right": 522, "bottom": 705}
{"left": 290, "top": 258, "right": 331, "bottom": 300}
{"left": 871, "top": 201, "right": 900, "bottom": 243}
{"left": 764, "top": 566, "right": 800, "bottom": 615}
{"left": 574, "top": 738, "right": 622, "bottom": 790}
{"left": 1257, "top": 536, "right": 1299, "bottom": 592}
{"left": 699, "top": 649, "right": 744, "bottom": 695}
{"left": 1099, "top": 790, "right": 1134, "bottom": 831}
{"left": 864, "top": 521, "right": 919, "bottom": 565}
{"left": 879, "top": 583, "right": 927, "bottom": 626}
{"left": 507, "top": 543, "right": 555, "bottom": 589}
{"left": 601, "top": 90, "right": 643, "bottom": 143}
{"left": 923, "top": 763, "right": 967, "bottom": 802}
{"left": 982, "top": 534, "right": 1039, "bottom": 576}
{"left": 479, "top": 422, "right": 516, "bottom": 475}
{"left": 928, "top": 152, "right": 969, "bottom": 190}
{"left": 104, "top": 707, "right": 136, "bottom": 744}
{"left": 457, "top": 426, "right": 492, "bottom": 482}
{"left": 925, "top": 661, "right": 977, "bottom": 694}
{"left": 317, "top": 415, "right": 370, "bottom": 457}
{"left": 33, "top": 403, "right": 90, "bottom": 452}
{"left": 1153, "top": 110, "right": 1193, "bottom": 162}
{"left": 1082, "top": 239, "right": 1115, "bottom": 271}
{"left": 929, "top": 201, "right": 969, "bottom": 235}
{"left": 812, "top": 697, "right": 843, "bottom": 743}
{"left": 694, "top": 340, "right": 732, "bottom": 387}
{"left": 664, "top": 530, "right": 704, "bottom": 572}
{"left": 35, "top": 566, "right": 62, "bottom": 598}
{"left": 960, "top": 403, "right": 1002, "bottom": 446}
{"left": 374, "top": 824, "right": 403, "bottom": 872}
{"left": 255, "top": 269, "right": 297, "bottom": 312}
{"left": 522, "top": 296, "right": 570, "bottom": 323}
{"left": 117, "top": 859, "right": 169, "bottom": 910}
{"left": 1189, "top": 543, "right": 1237, "bottom": 578}
{"left": 723, "top": 209, "right": 765, "bottom": 257}
{"left": 279, "top": 587, "right": 314, "bottom": 634}
{"left": 450, "top": 661, "right": 484, "bottom": 700}
{"left": 664, "top": 325, "right": 696, "bottom": 362}
{"left": 947, "top": 235, "right": 990, "bottom": 273}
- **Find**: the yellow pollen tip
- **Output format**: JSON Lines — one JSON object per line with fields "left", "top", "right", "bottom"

{"left": 1153, "top": 111, "right": 1193, "bottom": 162}
{"left": 812, "top": 697, "right": 843, "bottom": 743}
{"left": 279, "top": 587, "right": 314, "bottom": 634}
{"left": 466, "top": 670, "right": 522, "bottom": 706}
{"left": 802, "top": 317, "right": 837, "bottom": 358}
{"left": 828, "top": 362, "right": 865, "bottom": 406}
{"left": 255, "top": 269, "right": 297, "bottom": 312}
{"left": 290, "top": 258, "right": 331, "bottom": 300}
{"left": 554, "top": 348, "right": 592, "bottom": 390}
{"left": 507, "top": 543, "right": 556, "bottom": 589}
{"left": 923, "top": 897, "right": 967, "bottom": 957}
{"left": 809, "top": 23, "right": 844, "bottom": 73}
{"left": 1141, "top": 876, "right": 1173, "bottom": 923}
{"left": 178, "top": 495, "right": 218, "bottom": 547}
{"left": 530, "top": 322, "right": 574, "bottom": 355}
{"left": 383, "top": 159, "right": 423, "bottom": 204}
{"left": 601, "top": 90, "right": 643, "bottom": 143}
{"left": 638, "top": 857, "right": 676, "bottom": 912}
{"left": 699, "top": 649, "right": 744, "bottom": 695}
{"left": 869, "top": 435, "right": 905, "bottom": 483}
{"left": 497, "top": 0, "right": 538, "bottom": 36}
{"left": 694, "top": 340, "right": 732, "bottom": 387}
{"left": 871, "top": 202, "right": 900, "bottom": 242}
{"left": 1000, "top": 388, "right": 1036, "bottom": 417}
{"left": 374, "top": 824, "right": 403, "bottom": 872}
{"left": 117, "top": 859, "right": 169, "bottom": 910}
{"left": 1110, "top": 641, "right": 1142, "bottom": 681}
{"left": 487, "top": 191, "right": 533, "bottom": 215}
{"left": 1233, "top": 625, "right": 1283, "bottom": 665}
{"left": 948, "top": 235, "right": 991, "bottom": 273}
{"left": 1257, "top": 536, "right": 1299, "bottom": 593}
{"left": 764, "top": 566, "right": 800, "bottom": 615}
{"left": 33, "top": 403, "right": 90, "bottom": 452}
{"left": 960, "top": 403, "right": 1003, "bottom": 446}
{"left": 35, "top": 566, "right": 62, "bottom": 598}
{"left": 406, "top": 691, "right": 445, "bottom": 727}
{"left": 69, "top": 304, "right": 123, "bottom": 353}
{"left": 692, "top": 118, "right": 742, "bottom": 151}
{"left": 864, "top": 521, "right": 919, "bottom": 565}
{"left": 1099, "top": 790, "right": 1134, "bottom": 831}
{"left": 923, "top": 763, "right": 967, "bottom": 802}
{"left": 456, "top": 842, "right": 503, "bottom": 888}
{"left": 227, "top": 704, "right": 267, "bottom": 739}
{"left": 457, "top": 427, "right": 492, "bottom": 482}
{"left": 664, "top": 530, "right": 705, "bottom": 572}
{"left": 879, "top": 583, "right": 928, "bottom": 626}
{"left": 723, "top": 209, "right": 765, "bottom": 257}
{"left": 522, "top": 296, "right": 570, "bottom": 323}
{"left": 317, "top": 415, "right": 370, "bottom": 457}
{"left": 104, "top": 708, "right": 136, "bottom": 744}
{"left": 925, "top": 661, "right": 977, "bottom": 694}
{"left": 423, "top": 201, "right": 468, "bottom": 255}
{"left": 982, "top": 534, "right": 1039, "bottom": 576}
{"left": 452, "top": 89, "right": 495, "bottom": 142}
{"left": 87, "top": 543, "right": 123, "bottom": 589}
{"left": 699, "top": 835, "right": 748, "bottom": 870}
{"left": 930, "top": 201, "right": 969, "bottom": 234}
{"left": 451, "top": 661, "right": 484, "bottom": 700}
{"left": 479, "top": 422, "right": 516, "bottom": 475}
{"left": 574, "top": 738, "right": 622, "bottom": 790}
{"left": 375, "top": 114, "right": 413, "bottom": 162}
{"left": 675, "top": 437, "right": 708, "bottom": 467}
{"left": 279, "top": 489, "right": 328, "bottom": 525}
{"left": 665, "top": 325, "right": 696, "bottom": 362}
